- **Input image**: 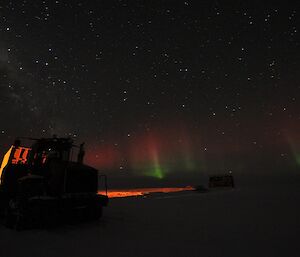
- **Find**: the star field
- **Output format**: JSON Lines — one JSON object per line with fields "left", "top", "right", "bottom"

{"left": 0, "top": 1, "right": 299, "bottom": 176}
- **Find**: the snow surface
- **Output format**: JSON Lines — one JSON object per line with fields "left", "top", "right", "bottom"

{"left": 1, "top": 178, "right": 300, "bottom": 257}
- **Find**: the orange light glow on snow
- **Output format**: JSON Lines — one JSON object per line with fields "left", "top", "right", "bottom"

{"left": 99, "top": 186, "right": 194, "bottom": 198}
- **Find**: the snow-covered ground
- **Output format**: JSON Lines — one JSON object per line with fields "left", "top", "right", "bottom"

{"left": 1, "top": 176, "right": 300, "bottom": 257}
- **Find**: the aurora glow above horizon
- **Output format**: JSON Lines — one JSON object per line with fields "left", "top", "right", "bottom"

{"left": 83, "top": 124, "right": 235, "bottom": 178}
{"left": 83, "top": 121, "right": 300, "bottom": 178}
{"left": 85, "top": 125, "right": 203, "bottom": 178}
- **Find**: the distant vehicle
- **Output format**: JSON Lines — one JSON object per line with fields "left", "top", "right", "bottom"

{"left": 0, "top": 136, "right": 108, "bottom": 230}
{"left": 209, "top": 174, "right": 235, "bottom": 188}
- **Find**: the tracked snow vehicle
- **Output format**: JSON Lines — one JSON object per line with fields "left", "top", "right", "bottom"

{"left": 0, "top": 137, "right": 108, "bottom": 229}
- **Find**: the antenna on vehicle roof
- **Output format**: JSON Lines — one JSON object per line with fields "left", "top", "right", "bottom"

{"left": 77, "top": 143, "right": 85, "bottom": 164}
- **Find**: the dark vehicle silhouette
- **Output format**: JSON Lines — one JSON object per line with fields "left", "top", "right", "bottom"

{"left": 0, "top": 137, "right": 108, "bottom": 230}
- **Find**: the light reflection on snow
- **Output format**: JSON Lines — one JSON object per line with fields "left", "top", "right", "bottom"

{"left": 99, "top": 186, "right": 194, "bottom": 198}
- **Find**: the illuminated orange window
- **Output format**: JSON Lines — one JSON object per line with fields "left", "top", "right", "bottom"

{"left": 11, "top": 147, "right": 31, "bottom": 164}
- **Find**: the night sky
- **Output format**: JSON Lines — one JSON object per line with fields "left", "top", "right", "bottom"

{"left": 0, "top": 1, "right": 299, "bottom": 180}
